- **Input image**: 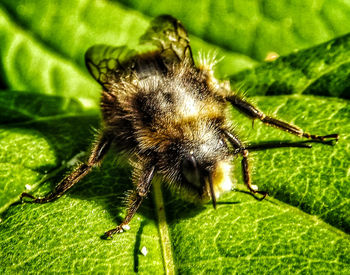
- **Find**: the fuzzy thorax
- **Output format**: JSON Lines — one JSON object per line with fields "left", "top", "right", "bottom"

{"left": 101, "top": 51, "right": 234, "bottom": 205}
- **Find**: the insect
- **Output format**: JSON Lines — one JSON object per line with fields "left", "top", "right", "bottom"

{"left": 21, "top": 15, "right": 338, "bottom": 238}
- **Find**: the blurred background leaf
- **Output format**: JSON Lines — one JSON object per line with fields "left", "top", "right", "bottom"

{"left": 118, "top": 0, "right": 350, "bottom": 60}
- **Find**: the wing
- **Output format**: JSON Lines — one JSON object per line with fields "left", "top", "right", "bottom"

{"left": 140, "top": 15, "right": 194, "bottom": 66}
{"left": 85, "top": 45, "right": 137, "bottom": 87}
{"left": 85, "top": 15, "right": 193, "bottom": 88}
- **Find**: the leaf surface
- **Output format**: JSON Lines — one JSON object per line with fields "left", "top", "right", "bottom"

{"left": 118, "top": 0, "right": 350, "bottom": 60}
{"left": 230, "top": 34, "right": 350, "bottom": 98}
{"left": 0, "top": 0, "right": 349, "bottom": 274}
{"left": 1, "top": 94, "right": 349, "bottom": 273}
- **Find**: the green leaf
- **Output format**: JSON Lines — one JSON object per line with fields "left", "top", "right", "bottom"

{"left": 0, "top": 91, "right": 99, "bottom": 212}
{"left": 0, "top": 90, "right": 83, "bottom": 123}
{"left": 1, "top": 156, "right": 164, "bottom": 274}
{"left": 0, "top": 0, "right": 257, "bottom": 95}
{"left": 1, "top": 93, "right": 349, "bottom": 273}
{"left": 230, "top": 95, "right": 350, "bottom": 233}
{"left": 118, "top": 0, "right": 350, "bottom": 60}
{"left": 0, "top": 6, "right": 100, "bottom": 109}
{"left": 230, "top": 34, "right": 350, "bottom": 98}
{"left": 0, "top": 0, "right": 349, "bottom": 273}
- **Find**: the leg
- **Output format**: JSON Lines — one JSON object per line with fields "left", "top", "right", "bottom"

{"left": 21, "top": 131, "right": 113, "bottom": 203}
{"left": 104, "top": 165, "right": 155, "bottom": 238}
{"left": 247, "top": 141, "right": 311, "bottom": 151}
{"left": 245, "top": 138, "right": 337, "bottom": 152}
{"left": 231, "top": 141, "right": 312, "bottom": 155}
{"left": 226, "top": 95, "right": 338, "bottom": 141}
{"left": 224, "top": 131, "right": 267, "bottom": 199}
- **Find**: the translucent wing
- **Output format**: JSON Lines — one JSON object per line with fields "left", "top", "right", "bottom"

{"left": 85, "top": 45, "right": 137, "bottom": 87}
{"left": 85, "top": 15, "right": 193, "bottom": 88}
{"left": 140, "top": 15, "right": 194, "bottom": 66}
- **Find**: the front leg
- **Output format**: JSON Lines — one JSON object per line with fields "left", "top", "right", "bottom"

{"left": 224, "top": 131, "right": 267, "bottom": 199}
{"left": 21, "top": 131, "right": 113, "bottom": 203}
{"left": 226, "top": 94, "right": 338, "bottom": 141}
{"left": 104, "top": 164, "right": 156, "bottom": 238}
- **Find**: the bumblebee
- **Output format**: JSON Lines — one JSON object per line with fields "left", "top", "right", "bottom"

{"left": 21, "top": 15, "right": 338, "bottom": 237}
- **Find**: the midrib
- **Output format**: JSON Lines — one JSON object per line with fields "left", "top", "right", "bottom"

{"left": 152, "top": 178, "right": 175, "bottom": 275}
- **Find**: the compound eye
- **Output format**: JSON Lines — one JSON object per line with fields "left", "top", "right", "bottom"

{"left": 182, "top": 154, "right": 201, "bottom": 188}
